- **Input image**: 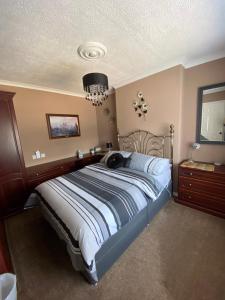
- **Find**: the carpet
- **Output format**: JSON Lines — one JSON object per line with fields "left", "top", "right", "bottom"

{"left": 5, "top": 200, "right": 225, "bottom": 300}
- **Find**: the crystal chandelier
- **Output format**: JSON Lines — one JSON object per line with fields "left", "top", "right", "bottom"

{"left": 82, "top": 73, "right": 109, "bottom": 106}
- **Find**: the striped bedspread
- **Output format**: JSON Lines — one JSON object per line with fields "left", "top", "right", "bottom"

{"left": 35, "top": 163, "right": 162, "bottom": 272}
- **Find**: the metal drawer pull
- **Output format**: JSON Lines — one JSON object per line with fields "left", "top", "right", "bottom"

{"left": 36, "top": 173, "right": 39, "bottom": 176}
{"left": 188, "top": 195, "right": 192, "bottom": 199}
{"left": 189, "top": 172, "right": 193, "bottom": 176}
{"left": 189, "top": 183, "right": 192, "bottom": 187}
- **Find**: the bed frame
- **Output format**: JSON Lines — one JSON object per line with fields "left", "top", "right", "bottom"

{"left": 117, "top": 124, "right": 174, "bottom": 162}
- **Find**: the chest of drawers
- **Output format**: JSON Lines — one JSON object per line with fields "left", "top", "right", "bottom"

{"left": 177, "top": 161, "right": 225, "bottom": 218}
{"left": 26, "top": 154, "right": 103, "bottom": 191}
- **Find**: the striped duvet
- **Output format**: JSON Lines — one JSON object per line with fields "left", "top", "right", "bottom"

{"left": 35, "top": 163, "right": 162, "bottom": 274}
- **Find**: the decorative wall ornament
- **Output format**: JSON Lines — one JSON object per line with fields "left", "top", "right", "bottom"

{"left": 133, "top": 91, "right": 148, "bottom": 117}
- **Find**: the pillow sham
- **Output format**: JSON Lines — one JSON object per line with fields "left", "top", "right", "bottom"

{"left": 126, "top": 152, "right": 170, "bottom": 175}
{"left": 106, "top": 153, "right": 127, "bottom": 169}
{"left": 100, "top": 151, "right": 132, "bottom": 164}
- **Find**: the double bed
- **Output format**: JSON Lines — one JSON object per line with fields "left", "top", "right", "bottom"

{"left": 29, "top": 125, "right": 174, "bottom": 284}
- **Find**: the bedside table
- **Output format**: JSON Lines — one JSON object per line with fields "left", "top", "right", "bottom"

{"left": 176, "top": 160, "right": 225, "bottom": 218}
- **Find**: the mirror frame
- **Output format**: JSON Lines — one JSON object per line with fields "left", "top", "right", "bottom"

{"left": 196, "top": 82, "right": 225, "bottom": 145}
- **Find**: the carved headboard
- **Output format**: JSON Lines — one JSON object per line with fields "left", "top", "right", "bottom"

{"left": 117, "top": 124, "right": 174, "bottom": 163}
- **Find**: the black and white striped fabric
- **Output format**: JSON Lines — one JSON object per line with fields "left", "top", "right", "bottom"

{"left": 35, "top": 163, "right": 162, "bottom": 273}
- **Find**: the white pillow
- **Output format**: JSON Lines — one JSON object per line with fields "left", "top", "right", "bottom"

{"left": 100, "top": 151, "right": 132, "bottom": 164}
{"left": 127, "top": 152, "right": 170, "bottom": 175}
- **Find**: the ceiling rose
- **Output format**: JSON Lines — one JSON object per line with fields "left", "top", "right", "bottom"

{"left": 77, "top": 42, "right": 107, "bottom": 61}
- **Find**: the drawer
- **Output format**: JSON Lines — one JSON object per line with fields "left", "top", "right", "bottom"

{"left": 179, "top": 167, "right": 225, "bottom": 184}
{"left": 179, "top": 189, "right": 225, "bottom": 213}
{"left": 179, "top": 176, "right": 225, "bottom": 199}
{"left": 77, "top": 155, "right": 102, "bottom": 168}
{"left": 28, "top": 166, "right": 62, "bottom": 179}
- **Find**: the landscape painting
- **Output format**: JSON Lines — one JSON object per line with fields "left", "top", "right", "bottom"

{"left": 46, "top": 114, "right": 80, "bottom": 139}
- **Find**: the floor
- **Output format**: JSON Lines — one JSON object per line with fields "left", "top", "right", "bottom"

{"left": 5, "top": 200, "right": 225, "bottom": 300}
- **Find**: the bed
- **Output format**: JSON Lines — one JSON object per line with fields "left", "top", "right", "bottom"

{"left": 29, "top": 124, "right": 174, "bottom": 284}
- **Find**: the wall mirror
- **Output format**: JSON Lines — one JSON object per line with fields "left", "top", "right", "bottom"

{"left": 196, "top": 82, "right": 225, "bottom": 144}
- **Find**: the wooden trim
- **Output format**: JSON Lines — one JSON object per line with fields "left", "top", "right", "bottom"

{"left": 46, "top": 113, "right": 81, "bottom": 139}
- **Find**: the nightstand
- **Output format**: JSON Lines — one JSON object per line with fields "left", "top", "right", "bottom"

{"left": 176, "top": 160, "right": 225, "bottom": 218}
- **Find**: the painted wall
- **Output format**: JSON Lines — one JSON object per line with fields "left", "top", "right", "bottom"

{"left": 181, "top": 58, "right": 225, "bottom": 164}
{"left": 96, "top": 93, "right": 118, "bottom": 150}
{"left": 0, "top": 85, "right": 99, "bottom": 167}
{"left": 116, "top": 65, "right": 184, "bottom": 164}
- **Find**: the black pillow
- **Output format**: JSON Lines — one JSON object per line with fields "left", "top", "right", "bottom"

{"left": 106, "top": 153, "right": 126, "bottom": 169}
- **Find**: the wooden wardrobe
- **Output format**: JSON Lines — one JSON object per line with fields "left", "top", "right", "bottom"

{"left": 0, "top": 91, "right": 27, "bottom": 219}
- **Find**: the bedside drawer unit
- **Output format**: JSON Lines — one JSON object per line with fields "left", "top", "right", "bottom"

{"left": 179, "top": 177, "right": 225, "bottom": 200}
{"left": 179, "top": 190, "right": 225, "bottom": 213}
{"left": 179, "top": 167, "right": 225, "bottom": 184}
{"left": 177, "top": 161, "right": 225, "bottom": 219}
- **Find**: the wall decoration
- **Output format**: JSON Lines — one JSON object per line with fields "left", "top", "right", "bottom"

{"left": 46, "top": 114, "right": 80, "bottom": 139}
{"left": 133, "top": 91, "right": 148, "bottom": 117}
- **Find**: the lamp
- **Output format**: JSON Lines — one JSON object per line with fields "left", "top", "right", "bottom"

{"left": 83, "top": 73, "right": 109, "bottom": 106}
{"left": 189, "top": 143, "right": 200, "bottom": 163}
{"left": 106, "top": 142, "right": 112, "bottom": 152}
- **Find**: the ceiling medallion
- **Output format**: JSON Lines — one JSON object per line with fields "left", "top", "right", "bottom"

{"left": 83, "top": 73, "right": 109, "bottom": 106}
{"left": 77, "top": 42, "right": 107, "bottom": 61}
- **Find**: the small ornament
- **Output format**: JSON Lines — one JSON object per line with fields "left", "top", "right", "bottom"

{"left": 133, "top": 91, "right": 149, "bottom": 118}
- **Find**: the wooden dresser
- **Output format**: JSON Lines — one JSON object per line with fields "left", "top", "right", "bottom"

{"left": 177, "top": 161, "right": 225, "bottom": 218}
{"left": 26, "top": 153, "right": 104, "bottom": 192}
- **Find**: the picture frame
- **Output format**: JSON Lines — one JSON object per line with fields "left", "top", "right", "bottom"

{"left": 46, "top": 114, "right": 81, "bottom": 139}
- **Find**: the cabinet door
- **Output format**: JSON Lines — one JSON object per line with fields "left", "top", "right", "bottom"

{"left": 0, "top": 176, "right": 28, "bottom": 217}
{"left": 0, "top": 92, "right": 26, "bottom": 218}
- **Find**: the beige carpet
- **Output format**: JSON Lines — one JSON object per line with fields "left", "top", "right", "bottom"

{"left": 5, "top": 200, "right": 225, "bottom": 300}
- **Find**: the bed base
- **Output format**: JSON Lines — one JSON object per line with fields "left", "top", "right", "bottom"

{"left": 83, "top": 183, "right": 172, "bottom": 284}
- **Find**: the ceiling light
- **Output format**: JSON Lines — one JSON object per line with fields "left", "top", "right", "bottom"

{"left": 82, "top": 73, "right": 109, "bottom": 106}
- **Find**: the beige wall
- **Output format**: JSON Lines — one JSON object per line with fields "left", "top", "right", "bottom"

{"left": 116, "top": 58, "right": 225, "bottom": 166}
{"left": 181, "top": 58, "right": 225, "bottom": 164}
{"left": 116, "top": 65, "right": 184, "bottom": 164}
{"left": 1, "top": 58, "right": 224, "bottom": 170}
{"left": 0, "top": 85, "right": 99, "bottom": 167}
{"left": 96, "top": 93, "right": 118, "bottom": 150}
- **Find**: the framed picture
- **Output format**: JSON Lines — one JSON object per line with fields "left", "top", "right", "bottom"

{"left": 46, "top": 114, "right": 80, "bottom": 139}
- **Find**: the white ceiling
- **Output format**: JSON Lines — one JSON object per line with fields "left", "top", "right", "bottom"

{"left": 0, "top": 0, "right": 225, "bottom": 96}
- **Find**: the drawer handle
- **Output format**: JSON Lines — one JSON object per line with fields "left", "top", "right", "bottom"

{"left": 60, "top": 166, "right": 63, "bottom": 169}
{"left": 188, "top": 195, "right": 192, "bottom": 199}
{"left": 189, "top": 172, "right": 193, "bottom": 176}
{"left": 36, "top": 173, "right": 39, "bottom": 176}
{"left": 189, "top": 183, "right": 192, "bottom": 187}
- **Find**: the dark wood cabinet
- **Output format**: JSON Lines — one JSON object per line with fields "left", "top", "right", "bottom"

{"left": 176, "top": 161, "right": 225, "bottom": 218}
{"left": 26, "top": 153, "right": 103, "bottom": 191}
{"left": 0, "top": 91, "right": 27, "bottom": 219}
{"left": 0, "top": 221, "right": 12, "bottom": 273}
